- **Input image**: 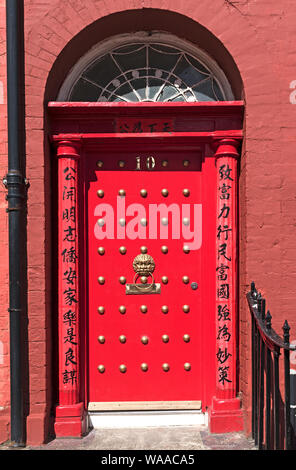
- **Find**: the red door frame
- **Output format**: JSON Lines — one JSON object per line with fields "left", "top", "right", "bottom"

{"left": 48, "top": 101, "right": 244, "bottom": 437}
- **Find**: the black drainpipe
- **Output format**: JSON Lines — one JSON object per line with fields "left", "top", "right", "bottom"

{"left": 4, "top": 0, "right": 27, "bottom": 447}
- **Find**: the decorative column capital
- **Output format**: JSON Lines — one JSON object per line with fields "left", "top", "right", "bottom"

{"left": 212, "top": 138, "right": 241, "bottom": 160}
{"left": 55, "top": 139, "right": 82, "bottom": 159}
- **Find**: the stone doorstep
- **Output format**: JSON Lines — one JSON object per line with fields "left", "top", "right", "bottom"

{"left": 1, "top": 426, "right": 256, "bottom": 451}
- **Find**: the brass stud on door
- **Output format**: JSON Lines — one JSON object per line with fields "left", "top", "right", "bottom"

{"left": 183, "top": 245, "right": 190, "bottom": 254}
{"left": 119, "top": 305, "right": 126, "bottom": 314}
{"left": 182, "top": 218, "right": 190, "bottom": 226}
{"left": 141, "top": 363, "right": 148, "bottom": 372}
{"left": 161, "top": 305, "right": 169, "bottom": 314}
{"left": 97, "top": 189, "right": 104, "bottom": 198}
{"left": 162, "top": 363, "right": 170, "bottom": 372}
{"left": 97, "top": 306, "right": 105, "bottom": 315}
{"left": 119, "top": 246, "right": 127, "bottom": 254}
{"left": 141, "top": 335, "right": 149, "bottom": 345}
{"left": 183, "top": 189, "right": 190, "bottom": 197}
{"left": 183, "top": 305, "right": 190, "bottom": 313}
{"left": 96, "top": 160, "right": 104, "bottom": 168}
{"left": 98, "top": 218, "right": 105, "bottom": 227}
{"left": 161, "top": 188, "right": 169, "bottom": 197}
{"left": 97, "top": 365, "right": 105, "bottom": 373}
{"left": 119, "top": 364, "right": 127, "bottom": 373}
{"left": 140, "top": 276, "right": 148, "bottom": 284}
{"left": 140, "top": 189, "right": 148, "bottom": 198}
{"left": 140, "top": 246, "right": 148, "bottom": 254}
{"left": 119, "top": 218, "right": 126, "bottom": 227}
{"left": 184, "top": 363, "right": 191, "bottom": 371}
{"left": 161, "top": 217, "right": 168, "bottom": 226}
{"left": 118, "top": 189, "right": 126, "bottom": 197}
{"left": 162, "top": 334, "right": 169, "bottom": 343}
{"left": 119, "top": 276, "right": 126, "bottom": 285}
{"left": 98, "top": 335, "right": 105, "bottom": 344}
{"left": 140, "top": 305, "right": 148, "bottom": 313}
{"left": 183, "top": 160, "right": 190, "bottom": 167}
{"left": 140, "top": 218, "right": 147, "bottom": 226}
{"left": 98, "top": 247, "right": 105, "bottom": 255}
{"left": 118, "top": 161, "right": 125, "bottom": 168}
{"left": 183, "top": 334, "right": 190, "bottom": 343}
{"left": 119, "top": 335, "right": 126, "bottom": 344}
{"left": 162, "top": 160, "right": 168, "bottom": 168}
{"left": 98, "top": 276, "right": 105, "bottom": 285}
{"left": 182, "top": 275, "right": 189, "bottom": 284}
{"left": 161, "top": 246, "right": 168, "bottom": 254}
{"left": 161, "top": 276, "right": 168, "bottom": 284}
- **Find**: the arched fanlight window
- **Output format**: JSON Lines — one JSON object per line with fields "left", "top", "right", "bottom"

{"left": 58, "top": 33, "right": 233, "bottom": 102}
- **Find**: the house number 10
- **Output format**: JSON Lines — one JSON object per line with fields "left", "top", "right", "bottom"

{"left": 136, "top": 156, "right": 156, "bottom": 170}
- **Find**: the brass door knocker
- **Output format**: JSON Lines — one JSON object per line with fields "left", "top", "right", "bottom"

{"left": 126, "top": 253, "right": 161, "bottom": 295}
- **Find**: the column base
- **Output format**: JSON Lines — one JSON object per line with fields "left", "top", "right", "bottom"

{"left": 208, "top": 396, "right": 244, "bottom": 433}
{"left": 54, "top": 402, "right": 88, "bottom": 438}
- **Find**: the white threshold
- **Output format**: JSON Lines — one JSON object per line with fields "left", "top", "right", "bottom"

{"left": 88, "top": 410, "right": 208, "bottom": 428}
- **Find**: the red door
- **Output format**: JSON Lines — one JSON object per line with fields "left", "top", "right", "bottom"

{"left": 86, "top": 143, "right": 216, "bottom": 409}
{"left": 50, "top": 101, "right": 243, "bottom": 435}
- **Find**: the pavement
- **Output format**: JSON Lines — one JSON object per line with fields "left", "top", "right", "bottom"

{"left": 0, "top": 425, "right": 256, "bottom": 451}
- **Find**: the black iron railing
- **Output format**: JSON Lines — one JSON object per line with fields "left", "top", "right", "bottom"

{"left": 247, "top": 282, "right": 296, "bottom": 450}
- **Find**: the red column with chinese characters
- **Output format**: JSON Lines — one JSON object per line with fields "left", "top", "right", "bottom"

{"left": 54, "top": 139, "right": 87, "bottom": 437}
{"left": 209, "top": 138, "right": 243, "bottom": 433}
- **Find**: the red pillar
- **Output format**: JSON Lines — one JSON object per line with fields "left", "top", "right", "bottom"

{"left": 54, "top": 139, "right": 87, "bottom": 437}
{"left": 209, "top": 138, "right": 244, "bottom": 433}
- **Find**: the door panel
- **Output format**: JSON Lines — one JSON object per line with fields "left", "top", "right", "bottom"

{"left": 86, "top": 148, "right": 209, "bottom": 407}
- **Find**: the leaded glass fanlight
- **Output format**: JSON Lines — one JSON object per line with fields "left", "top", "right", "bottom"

{"left": 58, "top": 34, "right": 233, "bottom": 102}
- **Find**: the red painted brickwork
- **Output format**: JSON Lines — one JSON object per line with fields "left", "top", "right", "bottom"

{"left": 1, "top": 0, "right": 296, "bottom": 444}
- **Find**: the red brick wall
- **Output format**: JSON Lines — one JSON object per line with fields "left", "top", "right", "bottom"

{"left": 1, "top": 0, "right": 296, "bottom": 444}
